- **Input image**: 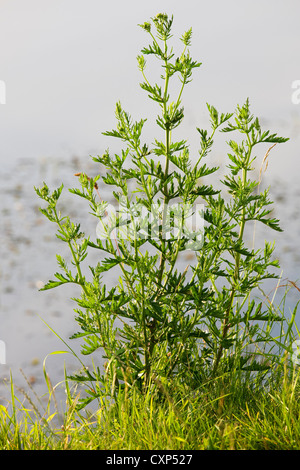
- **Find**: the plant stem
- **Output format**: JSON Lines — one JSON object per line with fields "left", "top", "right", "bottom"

{"left": 213, "top": 137, "right": 253, "bottom": 374}
{"left": 53, "top": 208, "right": 88, "bottom": 297}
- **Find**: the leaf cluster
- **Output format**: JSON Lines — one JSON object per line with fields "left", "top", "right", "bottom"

{"left": 35, "top": 13, "right": 288, "bottom": 407}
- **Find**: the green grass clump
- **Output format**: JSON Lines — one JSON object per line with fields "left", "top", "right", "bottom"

{"left": 1, "top": 360, "right": 300, "bottom": 450}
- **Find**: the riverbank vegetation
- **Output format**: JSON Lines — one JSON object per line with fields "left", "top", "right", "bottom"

{"left": 1, "top": 13, "right": 299, "bottom": 451}
{"left": 1, "top": 331, "right": 300, "bottom": 450}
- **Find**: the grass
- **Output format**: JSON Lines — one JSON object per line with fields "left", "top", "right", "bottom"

{"left": 1, "top": 365, "right": 300, "bottom": 450}
{"left": 1, "top": 283, "right": 300, "bottom": 451}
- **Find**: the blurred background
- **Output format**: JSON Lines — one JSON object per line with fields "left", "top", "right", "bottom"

{"left": 0, "top": 0, "right": 300, "bottom": 405}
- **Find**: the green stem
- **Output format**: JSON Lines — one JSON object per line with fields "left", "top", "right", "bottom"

{"left": 54, "top": 208, "right": 88, "bottom": 296}
{"left": 158, "top": 35, "right": 172, "bottom": 271}
{"left": 213, "top": 136, "right": 253, "bottom": 374}
{"left": 147, "top": 41, "right": 172, "bottom": 385}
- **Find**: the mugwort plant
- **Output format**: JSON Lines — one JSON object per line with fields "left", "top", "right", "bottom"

{"left": 35, "top": 13, "right": 288, "bottom": 407}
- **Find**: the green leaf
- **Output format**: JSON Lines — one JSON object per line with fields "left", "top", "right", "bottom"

{"left": 40, "top": 273, "right": 70, "bottom": 290}
{"left": 97, "top": 257, "right": 124, "bottom": 273}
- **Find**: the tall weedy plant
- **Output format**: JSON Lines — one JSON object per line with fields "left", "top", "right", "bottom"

{"left": 35, "top": 13, "right": 288, "bottom": 407}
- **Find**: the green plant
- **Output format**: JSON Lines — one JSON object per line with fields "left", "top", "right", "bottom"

{"left": 35, "top": 13, "right": 289, "bottom": 408}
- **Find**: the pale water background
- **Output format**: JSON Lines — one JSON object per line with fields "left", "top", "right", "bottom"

{"left": 0, "top": 0, "right": 300, "bottom": 407}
